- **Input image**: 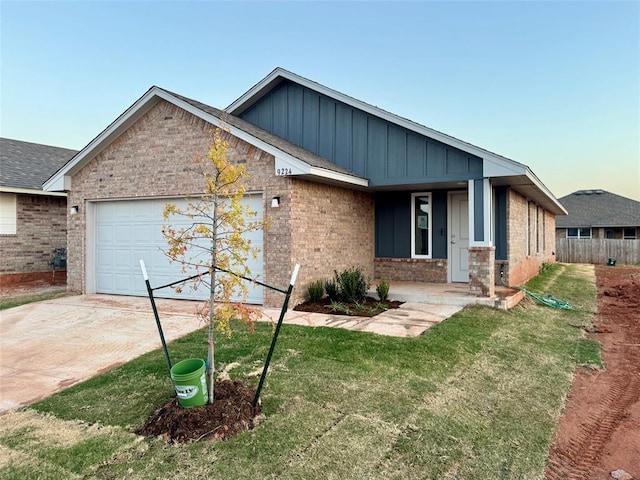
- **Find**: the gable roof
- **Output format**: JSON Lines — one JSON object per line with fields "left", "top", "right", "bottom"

{"left": 1, "top": 137, "right": 77, "bottom": 196}
{"left": 556, "top": 190, "right": 640, "bottom": 228}
{"left": 43, "top": 68, "right": 565, "bottom": 215}
{"left": 227, "top": 67, "right": 566, "bottom": 215}
{"left": 43, "top": 86, "right": 368, "bottom": 192}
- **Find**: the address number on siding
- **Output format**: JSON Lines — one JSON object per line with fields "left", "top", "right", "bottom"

{"left": 276, "top": 168, "right": 292, "bottom": 176}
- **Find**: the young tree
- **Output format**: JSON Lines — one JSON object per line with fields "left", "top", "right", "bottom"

{"left": 162, "top": 127, "right": 264, "bottom": 403}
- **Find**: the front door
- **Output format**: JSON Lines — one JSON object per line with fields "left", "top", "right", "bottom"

{"left": 449, "top": 192, "right": 469, "bottom": 282}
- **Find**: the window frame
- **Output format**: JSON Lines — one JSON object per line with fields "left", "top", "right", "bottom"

{"left": 567, "top": 227, "right": 591, "bottom": 239}
{"left": 0, "top": 192, "right": 17, "bottom": 235}
{"left": 411, "top": 192, "right": 432, "bottom": 259}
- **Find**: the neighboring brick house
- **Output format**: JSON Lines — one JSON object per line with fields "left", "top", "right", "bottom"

{"left": 556, "top": 190, "right": 640, "bottom": 240}
{"left": 1, "top": 138, "right": 78, "bottom": 285}
{"left": 44, "top": 68, "right": 565, "bottom": 307}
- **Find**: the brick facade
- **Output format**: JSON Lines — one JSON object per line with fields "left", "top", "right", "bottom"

{"left": 288, "top": 179, "right": 374, "bottom": 307}
{"left": 67, "top": 100, "right": 372, "bottom": 308}
{"left": 374, "top": 258, "right": 447, "bottom": 283}
{"left": 501, "top": 188, "right": 557, "bottom": 286}
{"left": 0, "top": 194, "right": 67, "bottom": 281}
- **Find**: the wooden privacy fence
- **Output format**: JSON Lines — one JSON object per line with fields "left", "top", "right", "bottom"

{"left": 556, "top": 239, "right": 640, "bottom": 265}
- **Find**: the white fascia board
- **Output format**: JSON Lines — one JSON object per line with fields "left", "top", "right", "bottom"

{"left": 523, "top": 167, "right": 567, "bottom": 215}
{"left": 163, "top": 90, "right": 369, "bottom": 188}
{"left": 483, "top": 155, "right": 527, "bottom": 177}
{"left": 227, "top": 67, "right": 287, "bottom": 114}
{"left": 43, "top": 88, "right": 164, "bottom": 192}
{"left": 0, "top": 186, "right": 67, "bottom": 197}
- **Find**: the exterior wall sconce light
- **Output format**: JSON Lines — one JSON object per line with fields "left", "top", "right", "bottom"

{"left": 70, "top": 205, "right": 79, "bottom": 215}
{"left": 271, "top": 196, "right": 280, "bottom": 208}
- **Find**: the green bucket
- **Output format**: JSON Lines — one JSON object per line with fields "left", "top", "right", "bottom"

{"left": 170, "top": 358, "right": 208, "bottom": 408}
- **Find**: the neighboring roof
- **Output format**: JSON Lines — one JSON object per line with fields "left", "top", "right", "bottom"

{"left": 556, "top": 190, "right": 640, "bottom": 228}
{"left": 227, "top": 67, "right": 566, "bottom": 215}
{"left": 1, "top": 137, "right": 77, "bottom": 196}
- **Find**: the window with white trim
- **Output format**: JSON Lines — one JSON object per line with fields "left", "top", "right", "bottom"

{"left": 567, "top": 227, "right": 591, "bottom": 239}
{"left": 623, "top": 227, "right": 637, "bottom": 239}
{"left": 411, "top": 192, "right": 432, "bottom": 258}
{"left": 0, "top": 193, "right": 17, "bottom": 235}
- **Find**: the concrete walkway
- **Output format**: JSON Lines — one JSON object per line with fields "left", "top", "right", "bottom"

{"left": 0, "top": 294, "right": 461, "bottom": 414}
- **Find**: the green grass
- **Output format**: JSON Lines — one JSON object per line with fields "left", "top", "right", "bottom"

{"left": 0, "top": 263, "right": 601, "bottom": 479}
{"left": 0, "top": 291, "right": 68, "bottom": 310}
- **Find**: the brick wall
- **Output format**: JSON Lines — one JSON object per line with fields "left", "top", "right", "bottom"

{"left": 0, "top": 194, "right": 67, "bottom": 279}
{"left": 504, "top": 188, "right": 557, "bottom": 286}
{"left": 288, "top": 179, "right": 374, "bottom": 307}
{"left": 68, "top": 100, "right": 291, "bottom": 306}
{"left": 469, "top": 246, "right": 495, "bottom": 297}
{"left": 374, "top": 258, "right": 447, "bottom": 283}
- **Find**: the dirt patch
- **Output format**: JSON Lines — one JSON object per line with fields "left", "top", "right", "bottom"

{"left": 294, "top": 296, "right": 403, "bottom": 317}
{"left": 0, "top": 279, "right": 67, "bottom": 300}
{"left": 546, "top": 265, "right": 640, "bottom": 479}
{"left": 136, "top": 380, "right": 262, "bottom": 443}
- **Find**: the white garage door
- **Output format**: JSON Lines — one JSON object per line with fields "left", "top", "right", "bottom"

{"left": 94, "top": 196, "right": 264, "bottom": 304}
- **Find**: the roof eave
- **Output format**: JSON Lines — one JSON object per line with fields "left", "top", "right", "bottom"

{"left": 43, "top": 88, "right": 165, "bottom": 192}
{"left": 0, "top": 186, "right": 67, "bottom": 197}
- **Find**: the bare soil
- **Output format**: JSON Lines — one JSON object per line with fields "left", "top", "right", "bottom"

{"left": 546, "top": 265, "right": 640, "bottom": 480}
{"left": 0, "top": 279, "right": 67, "bottom": 300}
{"left": 294, "top": 296, "right": 403, "bottom": 316}
{"left": 136, "top": 380, "right": 262, "bottom": 443}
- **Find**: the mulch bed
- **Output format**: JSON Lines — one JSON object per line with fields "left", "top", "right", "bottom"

{"left": 293, "top": 296, "right": 403, "bottom": 317}
{"left": 136, "top": 380, "right": 263, "bottom": 443}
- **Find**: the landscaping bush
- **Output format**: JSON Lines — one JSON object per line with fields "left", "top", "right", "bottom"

{"left": 305, "top": 280, "right": 324, "bottom": 303}
{"left": 376, "top": 279, "right": 390, "bottom": 301}
{"left": 335, "top": 267, "right": 369, "bottom": 304}
{"left": 325, "top": 279, "right": 339, "bottom": 301}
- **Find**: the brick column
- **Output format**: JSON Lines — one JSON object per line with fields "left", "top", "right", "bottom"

{"left": 468, "top": 246, "right": 495, "bottom": 297}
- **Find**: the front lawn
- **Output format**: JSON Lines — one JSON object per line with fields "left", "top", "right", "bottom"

{"left": 0, "top": 263, "right": 600, "bottom": 479}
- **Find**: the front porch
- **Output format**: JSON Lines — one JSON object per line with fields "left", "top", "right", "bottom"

{"left": 370, "top": 281, "right": 524, "bottom": 310}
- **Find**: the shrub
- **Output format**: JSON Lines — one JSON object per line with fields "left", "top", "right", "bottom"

{"left": 305, "top": 280, "right": 324, "bottom": 303}
{"left": 335, "top": 267, "right": 369, "bottom": 304}
{"left": 376, "top": 279, "right": 390, "bottom": 301}
{"left": 325, "top": 279, "right": 339, "bottom": 302}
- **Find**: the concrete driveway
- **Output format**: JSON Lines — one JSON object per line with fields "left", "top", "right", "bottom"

{"left": 0, "top": 294, "right": 206, "bottom": 413}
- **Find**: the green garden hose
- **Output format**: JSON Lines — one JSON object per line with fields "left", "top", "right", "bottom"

{"left": 515, "top": 287, "right": 572, "bottom": 310}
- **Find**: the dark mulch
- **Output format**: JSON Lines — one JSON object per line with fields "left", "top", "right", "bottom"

{"left": 293, "top": 296, "right": 403, "bottom": 317}
{"left": 136, "top": 380, "right": 262, "bottom": 443}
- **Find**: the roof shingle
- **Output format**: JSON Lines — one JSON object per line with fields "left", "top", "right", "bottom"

{"left": 556, "top": 190, "right": 640, "bottom": 227}
{"left": 1, "top": 138, "right": 77, "bottom": 190}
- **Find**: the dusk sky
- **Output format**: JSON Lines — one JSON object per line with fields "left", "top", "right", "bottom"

{"left": 1, "top": 1, "right": 638, "bottom": 200}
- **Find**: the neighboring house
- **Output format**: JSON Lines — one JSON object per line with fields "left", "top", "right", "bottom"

{"left": 43, "top": 68, "right": 565, "bottom": 307}
{"left": 556, "top": 190, "right": 640, "bottom": 240}
{"left": 0, "top": 138, "right": 78, "bottom": 285}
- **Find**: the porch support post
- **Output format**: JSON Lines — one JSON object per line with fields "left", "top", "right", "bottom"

{"left": 467, "top": 178, "right": 495, "bottom": 297}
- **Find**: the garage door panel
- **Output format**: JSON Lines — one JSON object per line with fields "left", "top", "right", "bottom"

{"left": 95, "top": 197, "right": 264, "bottom": 303}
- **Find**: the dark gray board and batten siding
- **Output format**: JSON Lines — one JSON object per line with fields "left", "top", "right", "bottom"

{"left": 239, "top": 80, "right": 484, "bottom": 187}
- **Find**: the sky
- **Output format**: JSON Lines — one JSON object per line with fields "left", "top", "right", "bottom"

{"left": 1, "top": 0, "right": 639, "bottom": 200}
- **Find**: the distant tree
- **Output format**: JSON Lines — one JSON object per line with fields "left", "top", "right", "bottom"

{"left": 162, "top": 127, "right": 264, "bottom": 403}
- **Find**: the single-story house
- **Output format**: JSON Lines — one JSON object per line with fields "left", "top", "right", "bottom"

{"left": 43, "top": 68, "right": 566, "bottom": 307}
{"left": 1, "top": 137, "right": 78, "bottom": 285}
{"left": 556, "top": 190, "right": 640, "bottom": 240}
